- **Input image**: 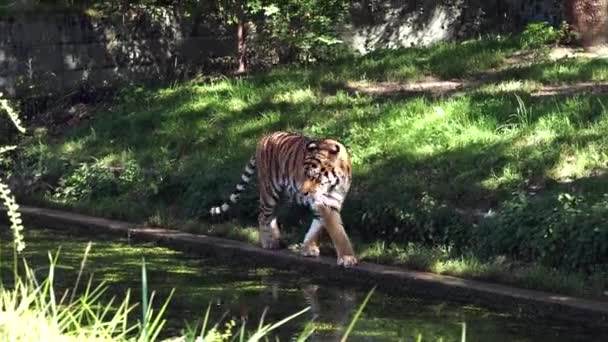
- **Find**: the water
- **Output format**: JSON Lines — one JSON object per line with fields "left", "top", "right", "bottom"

{"left": 1, "top": 227, "right": 604, "bottom": 341}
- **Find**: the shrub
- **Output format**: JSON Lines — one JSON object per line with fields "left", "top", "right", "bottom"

{"left": 476, "top": 192, "right": 608, "bottom": 271}
{"left": 53, "top": 153, "right": 159, "bottom": 204}
{"left": 519, "top": 21, "right": 561, "bottom": 49}
{"left": 346, "top": 192, "right": 471, "bottom": 251}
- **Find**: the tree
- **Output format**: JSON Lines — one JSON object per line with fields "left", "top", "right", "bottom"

{"left": 216, "top": 1, "right": 253, "bottom": 73}
{"left": 216, "top": 0, "right": 350, "bottom": 73}
{"left": 564, "top": 0, "right": 608, "bottom": 48}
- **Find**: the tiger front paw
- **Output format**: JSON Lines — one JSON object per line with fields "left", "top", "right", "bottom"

{"left": 300, "top": 244, "right": 320, "bottom": 257}
{"left": 337, "top": 255, "right": 358, "bottom": 268}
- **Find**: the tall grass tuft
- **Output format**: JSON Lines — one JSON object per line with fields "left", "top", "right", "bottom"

{"left": 1, "top": 93, "right": 27, "bottom": 282}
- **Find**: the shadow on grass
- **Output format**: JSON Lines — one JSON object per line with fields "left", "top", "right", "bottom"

{"left": 327, "top": 37, "right": 520, "bottom": 82}
{"left": 16, "top": 56, "right": 608, "bottom": 272}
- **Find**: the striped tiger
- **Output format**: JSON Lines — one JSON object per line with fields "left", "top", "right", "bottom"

{"left": 209, "top": 131, "right": 357, "bottom": 267}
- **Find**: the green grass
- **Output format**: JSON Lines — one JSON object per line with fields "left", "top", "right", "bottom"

{"left": 10, "top": 37, "right": 608, "bottom": 300}
{"left": 359, "top": 242, "right": 607, "bottom": 298}
{"left": 329, "top": 36, "right": 520, "bottom": 81}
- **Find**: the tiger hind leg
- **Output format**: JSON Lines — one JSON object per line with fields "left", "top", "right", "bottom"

{"left": 258, "top": 205, "right": 281, "bottom": 249}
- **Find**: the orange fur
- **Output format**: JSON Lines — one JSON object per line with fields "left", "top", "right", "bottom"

{"left": 210, "top": 131, "right": 357, "bottom": 267}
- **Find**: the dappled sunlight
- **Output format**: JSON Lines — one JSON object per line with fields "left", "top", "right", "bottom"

{"left": 550, "top": 144, "right": 608, "bottom": 181}
{"left": 481, "top": 164, "right": 523, "bottom": 191}
{"left": 59, "top": 139, "right": 87, "bottom": 157}
{"left": 15, "top": 41, "right": 608, "bottom": 297}
{"left": 476, "top": 80, "right": 543, "bottom": 94}
{"left": 271, "top": 88, "right": 317, "bottom": 104}
{"left": 431, "top": 257, "right": 501, "bottom": 280}
{"left": 507, "top": 58, "right": 608, "bottom": 83}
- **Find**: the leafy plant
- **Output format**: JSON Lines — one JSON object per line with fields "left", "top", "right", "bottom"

{"left": 519, "top": 21, "right": 560, "bottom": 49}
{"left": 215, "top": 0, "right": 351, "bottom": 68}
{"left": 477, "top": 192, "right": 608, "bottom": 271}
{"left": 1, "top": 93, "right": 27, "bottom": 278}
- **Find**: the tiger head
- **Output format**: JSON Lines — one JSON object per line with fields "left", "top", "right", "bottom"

{"left": 301, "top": 138, "right": 350, "bottom": 195}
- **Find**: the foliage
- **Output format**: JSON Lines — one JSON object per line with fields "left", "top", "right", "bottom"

{"left": 255, "top": 0, "right": 351, "bottom": 64}
{"left": 14, "top": 36, "right": 608, "bottom": 295}
{"left": 1, "top": 94, "right": 27, "bottom": 280}
{"left": 53, "top": 154, "right": 151, "bottom": 203}
{"left": 215, "top": 0, "right": 351, "bottom": 64}
{"left": 519, "top": 21, "right": 561, "bottom": 49}
{"left": 477, "top": 192, "right": 608, "bottom": 271}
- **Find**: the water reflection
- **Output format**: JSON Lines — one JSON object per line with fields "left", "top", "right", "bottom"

{"left": 1, "top": 227, "right": 605, "bottom": 341}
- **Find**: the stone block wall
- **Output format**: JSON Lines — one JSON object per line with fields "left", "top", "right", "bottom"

{"left": 0, "top": 5, "right": 235, "bottom": 99}
{"left": 0, "top": 1, "right": 569, "bottom": 99}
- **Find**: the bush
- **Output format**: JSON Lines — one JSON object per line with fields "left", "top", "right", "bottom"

{"left": 53, "top": 153, "right": 159, "bottom": 204}
{"left": 476, "top": 192, "right": 608, "bottom": 271}
{"left": 519, "top": 21, "right": 561, "bottom": 49}
{"left": 238, "top": 0, "right": 352, "bottom": 66}
{"left": 346, "top": 192, "right": 471, "bottom": 251}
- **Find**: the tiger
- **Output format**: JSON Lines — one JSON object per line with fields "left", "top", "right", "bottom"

{"left": 209, "top": 131, "right": 357, "bottom": 267}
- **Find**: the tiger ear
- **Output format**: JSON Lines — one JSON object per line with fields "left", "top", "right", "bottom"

{"left": 306, "top": 141, "right": 318, "bottom": 151}
{"left": 329, "top": 144, "right": 340, "bottom": 154}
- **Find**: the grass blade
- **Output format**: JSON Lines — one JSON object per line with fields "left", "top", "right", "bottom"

{"left": 70, "top": 241, "right": 92, "bottom": 304}
{"left": 141, "top": 257, "right": 149, "bottom": 342}
{"left": 340, "top": 286, "right": 376, "bottom": 342}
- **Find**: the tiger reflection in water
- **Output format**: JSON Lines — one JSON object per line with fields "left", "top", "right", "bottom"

{"left": 217, "top": 277, "right": 359, "bottom": 341}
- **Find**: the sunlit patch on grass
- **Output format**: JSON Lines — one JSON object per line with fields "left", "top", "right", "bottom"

{"left": 477, "top": 80, "right": 542, "bottom": 94}
{"left": 14, "top": 38, "right": 608, "bottom": 299}
{"left": 311, "top": 322, "right": 338, "bottom": 332}
{"left": 481, "top": 165, "right": 522, "bottom": 191}
{"left": 272, "top": 88, "right": 317, "bottom": 104}
{"left": 191, "top": 222, "right": 260, "bottom": 245}
{"left": 550, "top": 144, "right": 607, "bottom": 181}
{"left": 431, "top": 256, "right": 505, "bottom": 280}
{"left": 360, "top": 241, "right": 444, "bottom": 272}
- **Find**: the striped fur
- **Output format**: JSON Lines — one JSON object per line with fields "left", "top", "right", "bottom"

{"left": 209, "top": 131, "right": 358, "bottom": 267}
{"left": 209, "top": 157, "right": 257, "bottom": 216}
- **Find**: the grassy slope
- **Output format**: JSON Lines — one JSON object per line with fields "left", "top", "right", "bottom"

{"left": 12, "top": 37, "right": 608, "bottom": 299}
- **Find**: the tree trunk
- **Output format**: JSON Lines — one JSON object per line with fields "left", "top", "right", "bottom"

{"left": 565, "top": 0, "right": 608, "bottom": 48}
{"left": 236, "top": 20, "right": 248, "bottom": 74}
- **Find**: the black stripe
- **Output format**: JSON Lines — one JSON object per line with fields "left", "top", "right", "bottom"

{"left": 305, "top": 157, "right": 322, "bottom": 165}
{"left": 270, "top": 179, "right": 281, "bottom": 194}
{"left": 241, "top": 172, "right": 253, "bottom": 182}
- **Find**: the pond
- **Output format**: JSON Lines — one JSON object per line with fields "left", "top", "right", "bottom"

{"left": 0, "top": 227, "right": 604, "bottom": 341}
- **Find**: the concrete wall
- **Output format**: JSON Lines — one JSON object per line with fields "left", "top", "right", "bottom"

{"left": 344, "top": 0, "right": 563, "bottom": 53}
{"left": 0, "top": 5, "right": 235, "bottom": 99}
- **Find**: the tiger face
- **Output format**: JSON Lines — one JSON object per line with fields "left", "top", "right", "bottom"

{"left": 301, "top": 139, "right": 347, "bottom": 196}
